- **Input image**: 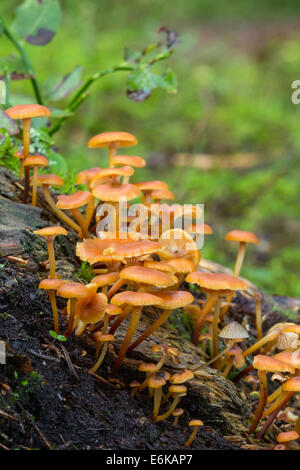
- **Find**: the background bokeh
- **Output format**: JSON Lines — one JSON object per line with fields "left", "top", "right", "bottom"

{"left": 1, "top": 0, "right": 300, "bottom": 296}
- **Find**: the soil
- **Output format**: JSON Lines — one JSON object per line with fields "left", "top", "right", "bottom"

{"left": 0, "top": 167, "right": 299, "bottom": 451}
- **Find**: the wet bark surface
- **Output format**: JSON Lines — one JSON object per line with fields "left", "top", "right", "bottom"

{"left": 0, "top": 168, "right": 298, "bottom": 450}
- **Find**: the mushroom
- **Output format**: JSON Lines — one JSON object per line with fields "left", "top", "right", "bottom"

{"left": 110, "top": 290, "right": 163, "bottom": 377}
{"left": 225, "top": 229, "right": 259, "bottom": 277}
{"left": 152, "top": 344, "right": 179, "bottom": 371}
{"left": 172, "top": 408, "right": 184, "bottom": 426}
{"left": 24, "top": 155, "right": 49, "bottom": 206}
{"left": 184, "top": 419, "right": 204, "bottom": 447}
{"left": 57, "top": 282, "right": 89, "bottom": 337}
{"left": 135, "top": 180, "right": 169, "bottom": 204}
{"left": 92, "top": 272, "right": 120, "bottom": 296}
{"left": 74, "top": 282, "right": 108, "bottom": 336}
{"left": 155, "top": 384, "right": 187, "bottom": 422}
{"left": 254, "top": 291, "right": 263, "bottom": 343}
{"left": 56, "top": 191, "right": 92, "bottom": 238}
{"left": 137, "top": 362, "right": 158, "bottom": 393}
{"left": 13, "top": 150, "right": 25, "bottom": 179}
{"left": 248, "top": 355, "right": 294, "bottom": 434}
{"left": 185, "top": 272, "right": 248, "bottom": 349}
{"left": 39, "top": 278, "right": 63, "bottom": 333}
{"left": 76, "top": 167, "right": 102, "bottom": 232}
{"left": 185, "top": 223, "right": 213, "bottom": 240}
{"left": 34, "top": 174, "right": 81, "bottom": 233}
{"left": 276, "top": 431, "right": 299, "bottom": 449}
{"left": 128, "top": 291, "right": 194, "bottom": 353}
{"left": 111, "top": 155, "right": 146, "bottom": 169}
{"left": 5, "top": 104, "right": 51, "bottom": 202}
{"left": 34, "top": 226, "right": 68, "bottom": 278}
{"left": 158, "top": 229, "right": 201, "bottom": 270}
{"left": 88, "top": 131, "right": 138, "bottom": 168}
{"left": 148, "top": 375, "right": 166, "bottom": 421}
{"left": 89, "top": 333, "right": 115, "bottom": 374}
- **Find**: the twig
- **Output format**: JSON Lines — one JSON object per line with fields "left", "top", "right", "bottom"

{"left": 28, "top": 349, "right": 61, "bottom": 364}
{"left": 89, "top": 371, "right": 121, "bottom": 389}
{"left": 60, "top": 345, "right": 78, "bottom": 378}
{"left": 33, "top": 423, "right": 52, "bottom": 449}
{"left": 0, "top": 409, "right": 15, "bottom": 421}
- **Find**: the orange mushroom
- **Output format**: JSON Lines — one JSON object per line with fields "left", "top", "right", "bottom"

{"left": 34, "top": 226, "right": 68, "bottom": 278}
{"left": 88, "top": 131, "right": 137, "bottom": 168}
{"left": 56, "top": 191, "right": 92, "bottom": 238}
{"left": 57, "top": 282, "right": 89, "bottom": 337}
{"left": 39, "top": 278, "right": 63, "bottom": 334}
{"left": 24, "top": 155, "right": 49, "bottom": 206}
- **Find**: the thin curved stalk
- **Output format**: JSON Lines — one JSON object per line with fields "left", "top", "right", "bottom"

{"left": 212, "top": 298, "right": 222, "bottom": 365}
{"left": 84, "top": 195, "right": 96, "bottom": 233}
{"left": 70, "top": 208, "right": 90, "bottom": 238}
{"left": 257, "top": 392, "right": 294, "bottom": 439}
{"left": 152, "top": 388, "right": 163, "bottom": 421}
{"left": 192, "top": 293, "right": 219, "bottom": 345}
{"left": 64, "top": 298, "right": 77, "bottom": 337}
{"left": 266, "top": 385, "right": 282, "bottom": 405}
{"left": 248, "top": 370, "right": 268, "bottom": 434}
{"left": 90, "top": 341, "right": 109, "bottom": 374}
{"left": 110, "top": 306, "right": 142, "bottom": 378}
{"left": 109, "top": 304, "right": 131, "bottom": 334}
{"left": 127, "top": 309, "right": 171, "bottom": 353}
{"left": 262, "top": 391, "right": 286, "bottom": 418}
{"left": 46, "top": 237, "right": 56, "bottom": 279}
{"left": 31, "top": 166, "right": 38, "bottom": 207}
{"left": 42, "top": 185, "right": 81, "bottom": 233}
{"left": 185, "top": 427, "right": 199, "bottom": 447}
{"left": 48, "top": 289, "right": 59, "bottom": 334}
{"left": 154, "top": 395, "right": 181, "bottom": 423}
{"left": 22, "top": 118, "right": 31, "bottom": 203}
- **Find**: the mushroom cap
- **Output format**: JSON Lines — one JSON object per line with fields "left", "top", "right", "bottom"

{"left": 170, "top": 370, "right": 194, "bottom": 384}
{"left": 92, "top": 272, "right": 120, "bottom": 287}
{"left": 152, "top": 344, "right": 178, "bottom": 357}
{"left": 151, "top": 189, "right": 175, "bottom": 201}
{"left": 139, "top": 363, "right": 158, "bottom": 373}
{"left": 56, "top": 191, "right": 92, "bottom": 209}
{"left": 111, "top": 291, "right": 163, "bottom": 307}
{"left": 172, "top": 408, "right": 184, "bottom": 417}
{"left": 92, "top": 183, "right": 141, "bottom": 201}
{"left": 166, "top": 258, "right": 194, "bottom": 274}
{"left": 226, "top": 345, "right": 243, "bottom": 356}
{"left": 105, "top": 304, "right": 122, "bottom": 316}
{"left": 90, "top": 166, "right": 134, "bottom": 188}
{"left": 76, "top": 167, "right": 101, "bottom": 186}
{"left": 148, "top": 376, "right": 166, "bottom": 388}
{"left": 225, "top": 230, "right": 259, "bottom": 245}
{"left": 88, "top": 131, "right": 137, "bottom": 148}
{"left": 111, "top": 155, "right": 146, "bottom": 168}
{"left": 282, "top": 325, "right": 300, "bottom": 335}
{"left": 219, "top": 321, "right": 249, "bottom": 340}
{"left": 282, "top": 377, "right": 300, "bottom": 392}
{"left": 143, "top": 260, "right": 176, "bottom": 273}
{"left": 189, "top": 419, "right": 204, "bottom": 427}
{"left": 39, "top": 278, "right": 63, "bottom": 290}
{"left": 158, "top": 229, "right": 201, "bottom": 267}
{"left": 76, "top": 238, "right": 162, "bottom": 263}
{"left": 24, "top": 155, "right": 49, "bottom": 167}
{"left": 136, "top": 180, "right": 169, "bottom": 191}
{"left": 253, "top": 355, "right": 295, "bottom": 374}
{"left": 274, "top": 351, "right": 300, "bottom": 369}
{"left": 120, "top": 266, "right": 178, "bottom": 287}
{"left": 277, "top": 431, "right": 299, "bottom": 443}
{"left": 168, "top": 384, "right": 187, "bottom": 395}
{"left": 155, "top": 291, "right": 194, "bottom": 310}
{"left": 185, "top": 223, "right": 213, "bottom": 235}
{"left": 14, "top": 150, "right": 24, "bottom": 160}
{"left": 35, "top": 174, "right": 65, "bottom": 187}
{"left": 34, "top": 226, "right": 68, "bottom": 238}
{"left": 6, "top": 104, "right": 50, "bottom": 119}
{"left": 186, "top": 272, "right": 247, "bottom": 291}
{"left": 75, "top": 284, "right": 108, "bottom": 323}
{"left": 277, "top": 332, "right": 299, "bottom": 350}
{"left": 57, "top": 282, "right": 88, "bottom": 299}
{"left": 92, "top": 332, "right": 115, "bottom": 342}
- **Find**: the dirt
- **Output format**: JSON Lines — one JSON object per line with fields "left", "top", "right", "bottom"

{"left": 0, "top": 167, "right": 299, "bottom": 450}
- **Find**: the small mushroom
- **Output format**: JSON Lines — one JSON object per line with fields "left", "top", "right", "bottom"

{"left": 34, "top": 226, "right": 68, "bottom": 279}
{"left": 89, "top": 333, "right": 115, "bottom": 374}
{"left": 39, "top": 278, "right": 63, "bottom": 333}
{"left": 56, "top": 191, "right": 92, "bottom": 239}
{"left": 57, "top": 282, "right": 89, "bottom": 337}
{"left": 24, "top": 155, "right": 49, "bottom": 206}
{"left": 172, "top": 408, "right": 184, "bottom": 426}
{"left": 155, "top": 385, "right": 187, "bottom": 422}
{"left": 185, "top": 419, "right": 204, "bottom": 447}
{"left": 148, "top": 375, "right": 166, "bottom": 421}
{"left": 88, "top": 131, "right": 138, "bottom": 168}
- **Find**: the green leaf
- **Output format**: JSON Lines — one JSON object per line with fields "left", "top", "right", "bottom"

{"left": 47, "top": 149, "right": 68, "bottom": 177}
{"left": 49, "top": 330, "right": 67, "bottom": 342}
{"left": 127, "top": 67, "right": 177, "bottom": 101}
{"left": 0, "top": 56, "right": 28, "bottom": 78}
{"left": 13, "top": 0, "right": 61, "bottom": 46}
{"left": 0, "top": 109, "right": 19, "bottom": 135}
{"left": 43, "top": 66, "right": 83, "bottom": 101}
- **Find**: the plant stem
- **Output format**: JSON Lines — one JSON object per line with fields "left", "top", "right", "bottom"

{"left": 0, "top": 18, "right": 43, "bottom": 105}
{"left": 248, "top": 370, "right": 268, "bottom": 434}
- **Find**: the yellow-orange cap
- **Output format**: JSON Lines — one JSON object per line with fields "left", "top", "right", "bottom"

{"left": 92, "top": 272, "right": 120, "bottom": 288}
{"left": 253, "top": 355, "right": 295, "bottom": 374}
{"left": 189, "top": 419, "right": 204, "bottom": 427}
{"left": 76, "top": 168, "right": 101, "bottom": 186}
{"left": 39, "top": 278, "right": 63, "bottom": 290}
{"left": 57, "top": 282, "right": 88, "bottom": 299}
{"left": 277, "top": 431, "right": 299, "bottom": 443}
{"left": 282, "top": 377, "right": 300, "bottom": 392}
{"left": 151, "top": 189, "right": 175, "bottom": 201}
{"left": 185, "top": 223, "right": 213, "bottom": 235}
{"left": 186, "top": 272, "right": 247, "bottom": 291}
{"left": 34, "top": 226, "right": 68, "bottom": 238}
{"left": 92, "top": 183, "right": 141, "bottom": 201}
{"left": 6, "top": 104, "right": 50, "bottom": 119}
{"left": 136, "top": 180, "right": 169, "bottom": 191}
{"left": 56, "top": 191, "right": 92, "bottom": 209}
{"left": 274, "top": 351, "right": 300, "bottom": 369}
{"left": 120, "top": 265, "right": 178, "bottom": 287}
{"left": 24, "top": 155, "right": 48, "bottom": 167}
{"left": 155, "top": 291, "right": 194, "bottom": 309}
{"left": 111, "top": 155, "right": 146, "bottom": 168}
{"left": 88, "top": 131, "right": 137, "bottom": 148}
{"left": 225, "top": 230, "right": 258, "bottom": 244}
{"left": 170, "top": 370, "right": 194, "bottom": 384}
{"left": 35, "top": 174, "right": 65, "bottom": 187}
{"left": 111, "top": 291, "right": 163, "bottom": 307}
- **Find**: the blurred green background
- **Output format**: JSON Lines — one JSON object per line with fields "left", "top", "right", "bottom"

{"left": 1, "top": 0, "right": 300, "bottom": 297}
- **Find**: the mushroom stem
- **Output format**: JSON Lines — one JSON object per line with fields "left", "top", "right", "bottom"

{"left": 110, "top": 306, "right": 142, "bottom": 377}
{"left": 266, "top": 385, "right": 282, "bottom": 405}
{"left": 255, "top": 292, "right": 262, "bottom": 343}
{"left": 185, "top": 426, "right": 199, "bottom": 448}
{"left": 64, "top": 298, "right": 77, "bottom": 337}
{"left": 42, "top": 185, "right": 81, "bottom": 233}
{"left": 19, "top": 158, "right": 24, "bottom": 180}
{"left": 108, "top": 144, "right": 118, "bottom": 168}
{"left": 262, "top": 391, "right": 286, "bottom": 418}
{"left": 222, "top": 357, "right": 234, "bottom": 378}
{"left": 242, "top": 332, "right": 279, "bottom": 358}
{"left": 212, "top": 298, "right": 222, "bottom": 365}
{"left": 248, "top": 370, "right": 268, "bottom": 434}
{"left": 22, "top": 117, "right": 31, "bottom": 203}
{"left": 46, "top": 236, "right": 56, "bottom": 279}
{"left": 293, "top": 414, "right": 300, "bottom": 433}
{"left": 234, "top": 241, "right": 246, "bottom": 277}
{"left": 31, "top": 166, "right": 39, "bottom": 207}
{"left": 84, "top": 195, "right": 96, "bottom": 233}
{"left": 198, "top": 339, "right": 235, "bottom": 370}
{"left": 127, "top": 309, "right": 171, "bottom": 353}
{"left": 256, "top": 391, "right": 294, "bottom": 439}
{"left": 192, "top": 293, "right": 219, "bottom": 345}
{"left": 109, "top": 304, "right": 131, "bottom": 334}
{"left": 152, "top": 387, "right": 163, "bottom": 421}
{"left": 70, "top": 208, "right": 90, "bottom": 238}
{"left": 89, "top": 341, "right": 109, "bottom": 374}
{"left": 107, "top": 278, "right": 126, "bottom": 299}
{"left": 154, "top": 395, "right": 181, "bottom": 422}
{"left": 48, "top": 289, "right": 59, "bottom": 334}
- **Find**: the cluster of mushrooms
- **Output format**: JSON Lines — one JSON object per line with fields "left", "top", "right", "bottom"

{"left": 3, "top": 103, "right": 300, "bottom": 448}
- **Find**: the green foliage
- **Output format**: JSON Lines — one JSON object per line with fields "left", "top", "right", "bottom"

{"left": 49, "top": 330, "right": 67, "bottom": 342}
{"left": 76, "top": 261, "right": 94, "bottom": 283}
